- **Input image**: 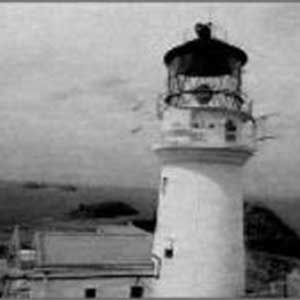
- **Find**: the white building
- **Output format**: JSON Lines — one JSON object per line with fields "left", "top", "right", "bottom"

{"left": 148, "top": 23, "right": 257, "bottom": 297}
{"left": 4, "top": 225, "right": 157, "bottom": 298}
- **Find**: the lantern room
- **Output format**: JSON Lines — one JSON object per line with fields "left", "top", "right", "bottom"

{"left": 158, "top": 23, "right": 256, "bottom": 149}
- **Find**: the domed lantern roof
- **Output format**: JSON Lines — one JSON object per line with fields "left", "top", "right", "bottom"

{"left": 164, "top": 23, "right": 248, "bottom": 77}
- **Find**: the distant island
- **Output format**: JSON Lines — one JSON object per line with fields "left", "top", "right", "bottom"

{"left": 68, "top": 201, "right": 138, "bottom": 219}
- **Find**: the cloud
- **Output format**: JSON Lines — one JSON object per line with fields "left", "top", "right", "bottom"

{"left": 98, "top": 77, "right": 130, "bottom": 89}
{"left": 45, "top": 75, "right": 132, "bottom": 104}
{"left": 47, "top": 87, "right": 86, "bottom": 102}
{"left": 0, "top": 3, "right": 299, "bottom": 199}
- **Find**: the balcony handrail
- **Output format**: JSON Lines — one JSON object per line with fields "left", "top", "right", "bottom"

{"left": 164, "top": 88, "right": 245, "bottom": 106}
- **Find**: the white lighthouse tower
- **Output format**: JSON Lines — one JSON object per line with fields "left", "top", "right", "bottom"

{"left": 150, "top": 23, "right": 257, "bottom": 297}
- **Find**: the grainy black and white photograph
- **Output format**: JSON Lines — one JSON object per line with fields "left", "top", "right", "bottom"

{"left": 0, "top": 2, "right": 298, "bottom": 298}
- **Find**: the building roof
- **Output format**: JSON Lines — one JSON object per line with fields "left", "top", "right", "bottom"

{"left": 33, "top": 225, "right": 154, "bottom": 268}
{"left": 163, "top": 23, "right": 248, "bottom": 76}
{"left": 164, "top": 37, "right": 248, "bottom": 66}
{"left": 95, "top": 224, "right": 148, "bottom": 235}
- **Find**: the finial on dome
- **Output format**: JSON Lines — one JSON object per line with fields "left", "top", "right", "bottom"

{"left": 195, "top": 22, "right": 212, "bottom": 40}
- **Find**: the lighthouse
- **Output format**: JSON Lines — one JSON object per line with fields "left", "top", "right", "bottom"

{"left": 150, "top": 23, "right": 257, "bottom": 297}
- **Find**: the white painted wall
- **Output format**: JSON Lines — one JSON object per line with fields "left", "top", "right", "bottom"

{"left": 9, "top": 277, "right": 145, "bottom": 298}
{"left": 149, "top": 161, "right": 246, "bottom": 297}
{"left": 161, "top": 109, "right": 252, "bottom": 149}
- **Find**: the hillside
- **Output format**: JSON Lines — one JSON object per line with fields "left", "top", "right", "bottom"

{"left": 0, "top": 180, "right": 300, "bottom": 259}
{"left": 245, "top": 201, "right": 300, "bottom": 258}
{"left": 0, "top": 181, "right": 157, "bottom": 228}
{"left": 0, "top": 180, "right": 299, "bottom": 295}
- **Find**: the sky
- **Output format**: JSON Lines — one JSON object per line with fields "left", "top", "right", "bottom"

{"left": 0, "top": 3, "right": 299, "bottom": 204}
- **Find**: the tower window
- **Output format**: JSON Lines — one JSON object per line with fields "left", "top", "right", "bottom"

{"left": 164, "top": 238, "right": 174, "bottom": 258}
{"left": 225, "top": 119, "right": 237, "bottom": 142}
{"left": 164, "top": 247, "right": 174, "bottom": 258}
{"left": 85, "top": 288, "right": 96, "bottom": 298}
{"left": 191, "top": 122, "right": 200, "bottom": 129}
{"left": 130, "top": 286, "right": 144, "bottom": 298}
{"left": 161, "top": 177, "right": 168, "bottom": 196}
